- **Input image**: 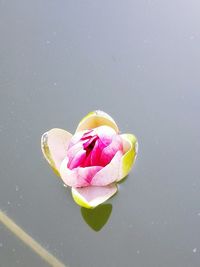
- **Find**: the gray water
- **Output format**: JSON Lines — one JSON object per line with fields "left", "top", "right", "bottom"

{"left": 0, "top": 1, "right": 200, "bottom": 266}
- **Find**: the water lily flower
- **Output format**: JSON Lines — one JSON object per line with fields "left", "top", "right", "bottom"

{"left": 41, "top": 111, "right": 138, "bottom": 208}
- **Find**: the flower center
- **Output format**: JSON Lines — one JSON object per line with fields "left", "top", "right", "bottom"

{"left": 82, "top": 135, "right": 99, "bottom": 155}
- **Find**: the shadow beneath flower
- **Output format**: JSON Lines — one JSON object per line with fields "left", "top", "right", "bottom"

{"left": 81, "top": 204, "right": 112, "bottom": 232}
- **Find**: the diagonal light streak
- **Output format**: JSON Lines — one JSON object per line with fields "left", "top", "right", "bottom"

{"left": 0, "top": 210, "right": 67, "bottom": 267}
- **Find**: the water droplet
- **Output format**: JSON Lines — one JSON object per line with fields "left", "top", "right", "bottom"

{"left": 136, "top": 250, "right": 140, "bottom": 254}
{"left": 193, "top": 248, "right": 197, "bottom": 253}
{"left": 15, "top": 185, "right": 19, "bottom": 191}
{"left": 63, "top": 183, "right": 67, "bottom": 188}
{"left": 0, "top": 243, "right": 3, "bottom": 247}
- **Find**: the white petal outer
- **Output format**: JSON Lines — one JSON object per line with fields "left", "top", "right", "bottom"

{"left": 60, "top": 158, "right": 102, "bottom": 187}
{"left": 41, "top": 128, "right": 72, "bottom": 175}
{"left": 71, "top": 184, "right": 118, "bottom": 208}
{"left": 117, "top": 134, "right": 138, "bottom": 182}
{"left": 91, "top": 151, "right": 123, "bottom": 186}
{"left": 76, "top": 110, "right": 119, "bottom": 133}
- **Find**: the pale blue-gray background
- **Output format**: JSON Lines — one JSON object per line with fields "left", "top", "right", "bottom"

{"left": 0, "top": 0, "right": 200, "bottom": 266}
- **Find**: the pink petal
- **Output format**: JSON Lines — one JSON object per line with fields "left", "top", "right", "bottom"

{"left": 41, "top": 128, "right": 72, "bottom": 173}
{"left": 94, "top": 126, "right": 116, "bottom": 144}
{"left": 100, "top": 135, "right": 123, "bottom": 166}
{"left": 81, "top": 138, "right": 107, "bottom": 167}
{"left": 90, "top": 139, "right": 106, "bottom": 166}
{"left": 67, "top": 130, "right": 88, "bottom": 149}
{"left": 91, "top": 151, "right": 123, "bottom": 186}
{"left": 60, "top": 158, "right": 103, "bottom": 187}
{"left": 68, "top": 149, "right": 86, "bottom": 169}
{"left": 81, "top": 152, "right": 92, "bottom": 167}
{"left": 71, "top": 184, "right": 118, "bottom": 208}
{"left": 67, "top": 142, "right": 86, "bottom": 169}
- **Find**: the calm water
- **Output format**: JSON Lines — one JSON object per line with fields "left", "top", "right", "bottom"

{"left": 0, "top": 1, "right": 200, "bottom": 266}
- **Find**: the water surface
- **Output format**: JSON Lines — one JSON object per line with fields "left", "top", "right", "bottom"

{"left": 0, "top": 1, "right": 200, "bottom": 266}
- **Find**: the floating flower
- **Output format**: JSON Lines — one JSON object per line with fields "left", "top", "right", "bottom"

{"left": 41, "top": 111, "right": 138, "bottom": 208}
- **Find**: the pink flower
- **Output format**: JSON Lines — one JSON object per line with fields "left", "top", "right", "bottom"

{"left": 41, "top": 111, "right": 138, "bottom": 208}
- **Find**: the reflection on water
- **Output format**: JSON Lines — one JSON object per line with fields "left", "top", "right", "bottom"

{"left": 81, "top": 204, "right": 112, "bottom": 232}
